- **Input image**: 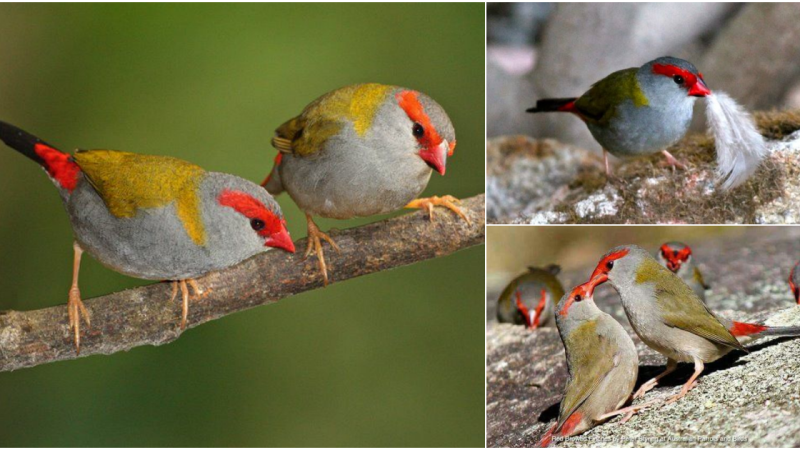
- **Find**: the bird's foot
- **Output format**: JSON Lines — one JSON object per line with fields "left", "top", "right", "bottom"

{"left": 67, "top": 286, "right": 91, "bottom": 354}
{"left": 187, "top": 279, "right": 212, "bottom": 300}
{"left": 660, "top": 150, "right": 687, "bottom": 170}
{"left": 405, "top": 195, "right": 472, "bottom": 225}
{"left": 304, "top": 216, "right": 340, "bottom": 286}
{"left": 633, "top": 378, "right": 659, "bottom": 399}
{"left": 665, "top": 380, "right": 698, "bottom": 404}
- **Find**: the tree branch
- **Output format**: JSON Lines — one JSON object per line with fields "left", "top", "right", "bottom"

{"left": 0, "top": 194, "right": 485, "bottom": 372}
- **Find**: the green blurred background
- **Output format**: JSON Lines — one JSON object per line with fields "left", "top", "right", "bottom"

{"left": 0, "top": 4, "right": 485, "bottom": 447}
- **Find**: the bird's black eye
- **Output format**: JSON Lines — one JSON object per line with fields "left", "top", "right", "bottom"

{"left": 673, "top": 75, "right": 684, "bottom": 85}
{"left": 606, "top": 260, "right": 614, "bottom": 270}
{"left": 250, "top": 218, "right": 265, "bottom": 231}
{"left": 574, "top": 294, "right": 582, "bottom": 302}
{"left": 412, "top": 122, "right": 424, "bottom": 137}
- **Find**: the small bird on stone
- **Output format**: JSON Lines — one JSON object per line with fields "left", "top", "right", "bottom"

{"left": 588, "top": 245, "right": 800, "bottom": 404}
{"left": 526, "top": 56, "right": 711, "bottom": 176}
{"left": 656, "top": 242, "right": 710, "bottom": 302}
{"left": 262, "top": 83, "right": 470, "bottom": 285}
{"left": 536, "top": 279, "right": 656, "bottom": 447}
{"left": 0, "top": 121, "right": 296, "bottom": 353}
{"left": 496, "top": 264, "right": 564, "bottom": 329}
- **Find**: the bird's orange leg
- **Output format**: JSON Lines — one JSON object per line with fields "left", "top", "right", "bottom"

{"left": 304, "top": 214, "right": 340, "bottom": 287}
{"left": 67, "top": 242, "right": 91, "bottom": 354}
{"left": 405, "top": 195, "right": 472, "bottom": 225}
{"left": 531, "top": 289, "right": 547, "bottom": 329}
{"left": 661, "top": 150, "right": 687, "bottom": 170}
{"left": 603, "top": 148, "right": 612, "bottom": 177}
{"left": 599, "top": 397, "right": 661, "bottom": 424}
{"left": 178, "top": 280, "right": 189, "bottom": 330}
{"left": 633, "top": 358, "right": 677, "bottom": 399}
{"left": 665, "top": 358, "right": 704, "bottom": 404}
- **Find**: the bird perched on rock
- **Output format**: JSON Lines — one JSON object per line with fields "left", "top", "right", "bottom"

{"left": 588, "top": 245, "right": 800, "bottom": 404}
{"left": 656, "top": 242, "right": 709, "bottom": 301}
{"left": 262, "top": 83, "right": 469, "bottom": 285}
{"left": 0, "top": 121, "right": 296, "bottom": 352}
{"left": 789, "top": 261, "right": 800, "bottom": 304}
{"left": 496, "top": 264, "right": 564, "bottom": 329}
{"left": 536, "top": 279, "right": 655, "bottom": 447}
{"left": 526, "top": 56, "right": 711, "bottom": 176}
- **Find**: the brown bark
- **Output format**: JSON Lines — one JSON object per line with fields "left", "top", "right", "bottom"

{"left": 0, "top": 194, "right": 485, "bottom": 372}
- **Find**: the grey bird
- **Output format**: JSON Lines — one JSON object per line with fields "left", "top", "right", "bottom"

{"left": 0, "top": 121, "right": 296, "bottom": 352}
{"left": 526, "top": 56, "right": 711, "bottom": 175}
{"left": 262, "top": 83, "right": 470, "bottom": 285}
{"left": 495, "top": 264, "right": 564, "bottom": 328}
{"left": 589, "top": 245, "right": 800, "bottom": 405}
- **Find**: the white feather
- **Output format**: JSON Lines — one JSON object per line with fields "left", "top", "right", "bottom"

{"left": 705, "top": 91, "right": 767, "bottom": 190}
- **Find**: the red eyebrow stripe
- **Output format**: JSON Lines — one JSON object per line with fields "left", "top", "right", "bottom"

{"left": 218, "top": 189, "right": 281, "bottom": 236}
{"left": 396, "top": 90, "right": 443, "bottom": 148}
{"left": 652, "top": 63, "right": 698, "bottom": 86}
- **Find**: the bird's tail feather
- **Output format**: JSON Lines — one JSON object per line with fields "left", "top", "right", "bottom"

{"left": 0, "top": 121, "right": 80, "bottom": 192}
{"left": 729, "top": 320, "right": 800, "bottom": 339}
{"left": 526, "top": 98, "right": 578, "bottom": 114}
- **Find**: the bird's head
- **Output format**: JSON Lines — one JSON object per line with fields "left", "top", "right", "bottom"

{"left": 642, "top": 56, "right": 711, "bottom": 99}
{"left": 395, "top": 89, "right": 455, "bottom": 176}
{"left": 588, "top": 244, "right": 655, "bottom": 288}
{"left": 216, "top": 184, "right": 295, "bottom": 254}
{"left": 657, "top": 242, "right": 693, "bottom": 273}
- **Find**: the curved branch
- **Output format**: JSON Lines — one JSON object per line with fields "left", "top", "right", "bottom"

{"left": 0, "top": 194, "right": 485, "bottom": 372}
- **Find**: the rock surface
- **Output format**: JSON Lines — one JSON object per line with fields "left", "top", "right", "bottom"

{"left": 486, "top": 229, "right": 800, "bottom": 447}
{"left": 487, "top": 111, "right": 800, "bottom": 224}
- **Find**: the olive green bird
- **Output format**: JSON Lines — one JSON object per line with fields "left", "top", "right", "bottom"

{"left": 536, "top": 280, "right": 657, "bottom": 447}
{"left": 590, "top": 245, "right": 800, "bottom": 405}
{"left": 496, "top": 264, "right": 564, "bottom": 329}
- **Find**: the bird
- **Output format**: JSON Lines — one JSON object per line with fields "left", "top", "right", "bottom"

{"left": 656, "top": 242, "right": 710, "bottom": 301}
{"left": 261, "top": 83, "right": 469, "bottom": 285}
{"left": 495, "top": 264, "right": 564, "bottom": 329}
{"left": 0, "top": 121, "right": 296, "bottom": 353}
{"left": 587, "top": 244, "right": 800, "bottom": 404}
{"left": 526, "top": 56, "right": 711, "bottom": 176}
{"left": 536, "top": 279, "right": 656, "bottom": 447}
{"left": 789, "top": 261, "right": 800, "bottom": 304}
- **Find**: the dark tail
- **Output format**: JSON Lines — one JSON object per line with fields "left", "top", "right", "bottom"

{"left": 0, "top": 121, "right": 56, "bottom": 166}
{"left": 729, "top": 321, "right": 800, "bottom": 339}
{"left": 0, "top": 121, "right": 79, "bottom": 192}
{"left": 526, "top": 98, "right": 578, "bottom": 113}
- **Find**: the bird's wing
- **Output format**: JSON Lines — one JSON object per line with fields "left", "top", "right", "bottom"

{"left": 642, "top": 259, "right": 743, "bottom": 351}
{"left": 271, "top": 83, "right": 394, "bottom": 157}
{"left": 693, "top": 267, "right": 710, "bottom": 290}
{"left": 73, "top": 150, "right": 208, "bottom": 245}
{"left": 573, "top": 68, "right": 646, "bottom": 124}
{"left": 557, "top": 320, "right": 618, "bottom": 430}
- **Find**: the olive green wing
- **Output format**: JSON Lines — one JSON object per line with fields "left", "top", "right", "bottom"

{"left": 648, "top": 263, "right": 742, "bottom": 351}
{"left": 557, "top": 321, "right": 617, "bottom": 430}
{"left": 573, "top": 68, "right": 646, "bottom": 124}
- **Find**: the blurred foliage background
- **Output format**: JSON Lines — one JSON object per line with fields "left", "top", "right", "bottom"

{"left": 487, "top": 226, "right": 745, "bottom": 291}
{"left": 0, "top": 4, "right": 484, "bottom": 447}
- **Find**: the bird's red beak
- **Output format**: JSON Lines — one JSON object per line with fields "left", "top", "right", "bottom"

{"left": 266, "top": 228, "right": 295, "bottom": 253}
{"left": 689, "top": 78, "right": 711, "bottom": 97}
{"left": 420, "top": 140, "right": 448, "bottom": 175}
{"left": 588, "top": 269, "right": 609, "bottom": 289}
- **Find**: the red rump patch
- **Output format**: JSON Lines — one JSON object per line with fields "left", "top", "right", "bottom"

{"left": 396, "top": 90, "right": 444, "bottom": 149}
{"left": 34, "top": 143, "right": 80, "bottom": 192}
{"left": 729, "top": 321, "right": 768, "bottom": 337}
{"left": 218, "top": 189, "right": 283, "bottom": 238}
{"left": 261, "top": 153, "right": 283, "bottom": 187}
